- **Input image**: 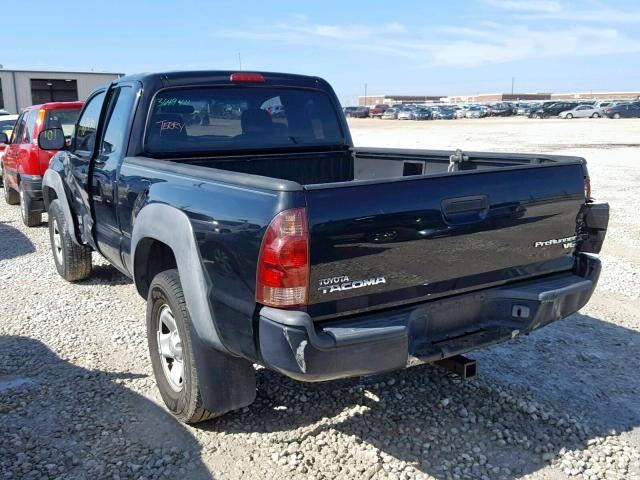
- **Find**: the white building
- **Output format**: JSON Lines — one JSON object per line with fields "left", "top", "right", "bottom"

{"left": 0, "top": 69, "right": 123, "bottom": 114}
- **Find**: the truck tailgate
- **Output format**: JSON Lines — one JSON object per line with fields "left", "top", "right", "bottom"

{"left": 304, "top": 162, "right": 586, "bottom": 318}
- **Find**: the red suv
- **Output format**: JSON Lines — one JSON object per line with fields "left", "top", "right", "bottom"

{"left": 1, "top": 102, "right": 83, "bottom": 226}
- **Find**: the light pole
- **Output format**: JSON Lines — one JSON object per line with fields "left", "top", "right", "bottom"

{"left": 364, "top": 83, "right": 367, "bottom": 106}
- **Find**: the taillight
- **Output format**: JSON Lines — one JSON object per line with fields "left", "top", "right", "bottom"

{"left": 256, "top": 208, "right": 309, "bottom": 307}
{"left": 230, "top": 73, "right": 265, "bottom": 83}
{"left": 585, "top": 175, "right": 592, "bottom": 200}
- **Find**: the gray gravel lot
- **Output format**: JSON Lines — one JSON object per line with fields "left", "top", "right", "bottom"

{"left": 1, "top": 116, "right": 639, "bottom": 479}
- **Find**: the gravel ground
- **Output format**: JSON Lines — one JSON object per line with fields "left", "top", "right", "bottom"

{"left": 1, "top": 116, "right": 639, "bottom": 480}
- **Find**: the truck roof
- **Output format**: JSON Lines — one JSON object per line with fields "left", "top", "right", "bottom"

{"left": 114, "top": 70, "right": 331, "bottom": 90}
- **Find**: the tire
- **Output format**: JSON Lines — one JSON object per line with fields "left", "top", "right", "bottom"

{"left": 147, "top": 269, "right": 218, "bottom": 423}
{"left": 3, "top": 178, "right": 19, "bottom": 205}
{"left": 19, "top": 183, "right": 42, "bottom": 227}
{"left": 566, "top": 113, "right": 573, "bottom": 119}
{"left": 592, "top": 113, "right": 600, "bottom": 118}
{"left": 48, "top": 199, "right": 92, "bottom": 281}
{"left": 613, "top": 113, "right": 621, "bottom": 119}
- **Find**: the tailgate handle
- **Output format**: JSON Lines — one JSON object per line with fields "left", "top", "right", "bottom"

{"left": 441, "top": 195, "right": 489, "bottom": 223}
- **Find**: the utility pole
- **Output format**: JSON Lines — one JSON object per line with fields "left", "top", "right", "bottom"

{"left": 364, "top": 83, "right": 367, "bottom": 106}
{"left": 238, "top": 53, "right": 242, "bottom": 71}
{"left": 511, "top": 77, "right": 515, "bottom": 96}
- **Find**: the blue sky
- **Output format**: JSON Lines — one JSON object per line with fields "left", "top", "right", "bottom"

{"left": 5, "top": 0, "right": 640, "bottom": 104}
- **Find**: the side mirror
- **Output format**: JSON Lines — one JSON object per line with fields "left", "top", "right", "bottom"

{"left": 0, "top": 132, "right": 8, "bottom": 144}
{"left": 37, "top": 128, "right": 66, "bottom": 151}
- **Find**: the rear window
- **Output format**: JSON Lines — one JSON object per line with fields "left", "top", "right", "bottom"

{"left": 146, "top": 87, "right": 344, "bottom": 154}
{"left": 44, "top": 109, "right": 81, "bottom": 136}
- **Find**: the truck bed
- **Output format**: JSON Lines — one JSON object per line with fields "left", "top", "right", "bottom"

{"left": 170, "top": 147, "right": 583, "bottom": 186}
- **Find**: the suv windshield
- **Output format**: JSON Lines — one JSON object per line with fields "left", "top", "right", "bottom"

{"left": 45, "top": 109, "right": 81, "bottom": 136}
{"left": 146, "top": 87, "right": 344, "bottom": 154}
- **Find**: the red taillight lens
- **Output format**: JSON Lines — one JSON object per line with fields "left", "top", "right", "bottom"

{"left": 230, "top": 73, "right": 265, "bottom": 83}
{"left": 257, "top": 208, "right": 309, "bottom": 307}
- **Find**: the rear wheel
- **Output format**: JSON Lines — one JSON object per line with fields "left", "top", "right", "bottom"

{"left": 592, "top": 113, "right": 600, "bottom": 118}
{"left": 147, "top": 269, "right": 218, "bottom": 423}
{"left": 613, "top": 113, "right": 621, "bottom": 119}
{"left": 48, "top": 199, "right": 92, "bottom": 281}
{"left": 19, "top": 183, "right": 42, "bottom": 227}
{"left": 3, "top": 178, "right": 19, "bottom": 205}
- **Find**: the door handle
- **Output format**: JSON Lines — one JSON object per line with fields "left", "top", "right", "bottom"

{"left": 441, "top": 195, "right": 489, "bottom": 224}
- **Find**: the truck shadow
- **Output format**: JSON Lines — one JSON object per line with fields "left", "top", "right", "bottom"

{"left": 0, "top": 336, "right": 210, "bottom": 479}
{"left": 204, "top": 312, "right": 639, "bottom": 479}
{"left": 82, "top": 263, "right": 133, "bottom": 286}
{"left": 0, "top": 220, "right": 36, "bottom": 261}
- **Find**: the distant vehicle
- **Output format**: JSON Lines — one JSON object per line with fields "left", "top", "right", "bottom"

{"left": 491, "top": 103, "right": 515, "bottom": 117}
{"left": 603, "top": 103, "right": 640, "bottom": 119}
{"left": 343, "top": 106, "right": 369, "bottom": 118}
{"left": 528, "top": 102, "right": 576, "bottom": 119}
{"left": 465, "top": 106, "right": 483, "bottom": 118}
{"left": 437, "top": 108, "right": 456, "bottom": 120}
{"left": 0, "top": 114, "right": 19, "bottom": 186}
{"left": 559, "top": 105, "right": 603, "bottom": 119}
{"left": 413, "top": 107, "right": 432, "bottom": 120}
{"left": 397, "top": 110, "right": 415, "bottom": 120}
{"left": 1, "top": 101, "right": 83, "bottom": 226}
{"left": 369, "top": 104, "right": 388, "bottom": 118}
{"left": 382, "top": 108, "right": 398, "bottom": 119}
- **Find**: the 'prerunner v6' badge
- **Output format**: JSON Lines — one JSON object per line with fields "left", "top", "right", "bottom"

{"left": 318, "top": 275, "right": 387, "bottom": 294}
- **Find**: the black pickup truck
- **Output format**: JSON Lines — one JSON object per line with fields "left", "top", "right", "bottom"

{"left": 38, "top": 71, "right": 609, "bottom": 423}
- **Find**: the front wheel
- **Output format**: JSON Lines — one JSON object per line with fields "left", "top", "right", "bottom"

{"left": 20, "top": 183, "right": 42, "bottom": 227}
{"left": 147, "top": 269, "right": 218, "bottom": 423}
{"left": 48, "top": 199, "right": 92, "bottom": 281}
{"left": 566, "top": 113, "right": 573, "bottom": 119}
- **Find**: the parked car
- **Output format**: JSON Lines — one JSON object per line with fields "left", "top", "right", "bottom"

{"left": 490, "top": 103, "right": 515, "bottom": 116}
{"left": 40, "top": 70, "right": 608, "bottom": 424}
{"left": 465, "top": 106, "right": 483, "bottom": 118}
{"left": 559, "top": 105, "right": 604, "bottom": 119}
{"left": 603, "top": 103, "right": 640, "bottom": 119}
{"left": 382, "top": 108, "right": 398, "bottom": 119}
{"left": 413, "top": 107, "right": 432, "bottom": 120}
{"left": 343, "top": 106, "right": 369, "bottom": 118}
{"left": 528, "top": 102, "right": 576, "bottom": 118}
{"left": 436, "top": 107, "right": 456, "bottom": 120}
{"left": 397, "top": 110, "right": 415, "bottom": 120}
{"left": 369, "top": 104, "right": 388, "bottom": 118}
{"left": 1, "top": 101, "right": 82, "bottom": 226}
{"left": 0, "top": 114, "right": 18, "bottom": 186}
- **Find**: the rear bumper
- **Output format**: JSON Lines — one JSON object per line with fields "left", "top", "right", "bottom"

{"left": 20, "top": 174, "right": 44, "bottom": 213}
{"left": 258, "top": 253, "right": 601, "bottom": 382}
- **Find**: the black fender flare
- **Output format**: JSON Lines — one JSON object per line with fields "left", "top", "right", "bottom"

{"left": 42, "top": 169, "right": 81, "bottom": 245}
{"left": 131, "top": 203, "right": 227, "bottom": 352}
{"left": 132, "top": 203, "right": 256, "bottom": 413}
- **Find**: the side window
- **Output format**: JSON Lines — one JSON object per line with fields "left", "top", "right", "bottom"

{"left": 23, "top": 110, "right": 38, "bottom": 144}
{"left": 74, "top": 91, "right": 107, "bottom": 157}
{"left": 10, "top": 113, "right": 26, "bottom": 144}
{"left": 100, "top": 86, "right": 136, "bottom": 156}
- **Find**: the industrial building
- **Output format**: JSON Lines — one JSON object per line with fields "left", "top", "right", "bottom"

{"left": 0, "top": 69, "right": 123, "bottom": 114}
{"left": 359, "top": 94, "right": 444, "bottom": 106}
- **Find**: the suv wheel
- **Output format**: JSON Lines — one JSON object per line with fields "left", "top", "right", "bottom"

{"left": 48, "top": 199, "right": 92, "bottom": 281}
{"left": 613, "top": 113, "right": 621, "bottom": 119}
{"left": 19, "top": 184, "right": 42, "bottom": 227}
{"left": 147, "top": 269, "right": 218, "bottom": 423}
